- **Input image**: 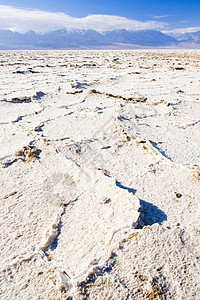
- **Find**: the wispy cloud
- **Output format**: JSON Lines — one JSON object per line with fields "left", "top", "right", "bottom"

{"left": 180, "top": 20, "right": 191, "bottom": 23}
{"left": 163, "top": 26, "right": 200, "bottom": 34}
{"left": 0, "top": 5, "right": 167, "bottom": 33}
{"left": 152, "top": 15, "right": 171, "bottom": 19}
{"left": 148, "top": 14, "right": 171, "bottom": 19}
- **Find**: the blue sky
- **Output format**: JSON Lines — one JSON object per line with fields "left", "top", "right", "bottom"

{"left": 0, "top": 1, "right": 200, "bottom": 33}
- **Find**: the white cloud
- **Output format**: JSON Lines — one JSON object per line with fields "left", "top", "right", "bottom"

{"left": 163, "top": 26, "right": 200, "bottom": 34}
{"left": 0, "top": 5, "right": 166, "bottom": 33}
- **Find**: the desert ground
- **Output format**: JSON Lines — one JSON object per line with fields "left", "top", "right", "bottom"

{"left": 0, "top": 50, "right": 200, "bottom": 299}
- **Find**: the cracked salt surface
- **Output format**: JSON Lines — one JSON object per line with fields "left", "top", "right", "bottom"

{"left": 0, "top": 50, "right": 200, "bottom": 299}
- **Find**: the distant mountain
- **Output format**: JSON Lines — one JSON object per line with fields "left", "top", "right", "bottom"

{"left": 104, "top": 29, "right": 176, "bottom": 46}
{"left": 169, "top": 31, "right": 200, "bottom": 44}
{"left": 0, "top": 28, "right": 181, "bottom": 49}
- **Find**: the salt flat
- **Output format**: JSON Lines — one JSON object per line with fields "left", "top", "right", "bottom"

{"left": 0, "top": 50, "right": 200, "bottom": 299}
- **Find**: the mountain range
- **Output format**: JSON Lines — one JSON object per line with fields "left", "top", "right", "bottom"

{"left": 0, "top": 29, "right": 200, "bottom": 49}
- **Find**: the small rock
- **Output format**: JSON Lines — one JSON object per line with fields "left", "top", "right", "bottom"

{"left": 173, "top": 192, "right": 182, "bottom": 201}
{"left": 11, "top": 97, "right": 31, "bottom": 103}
